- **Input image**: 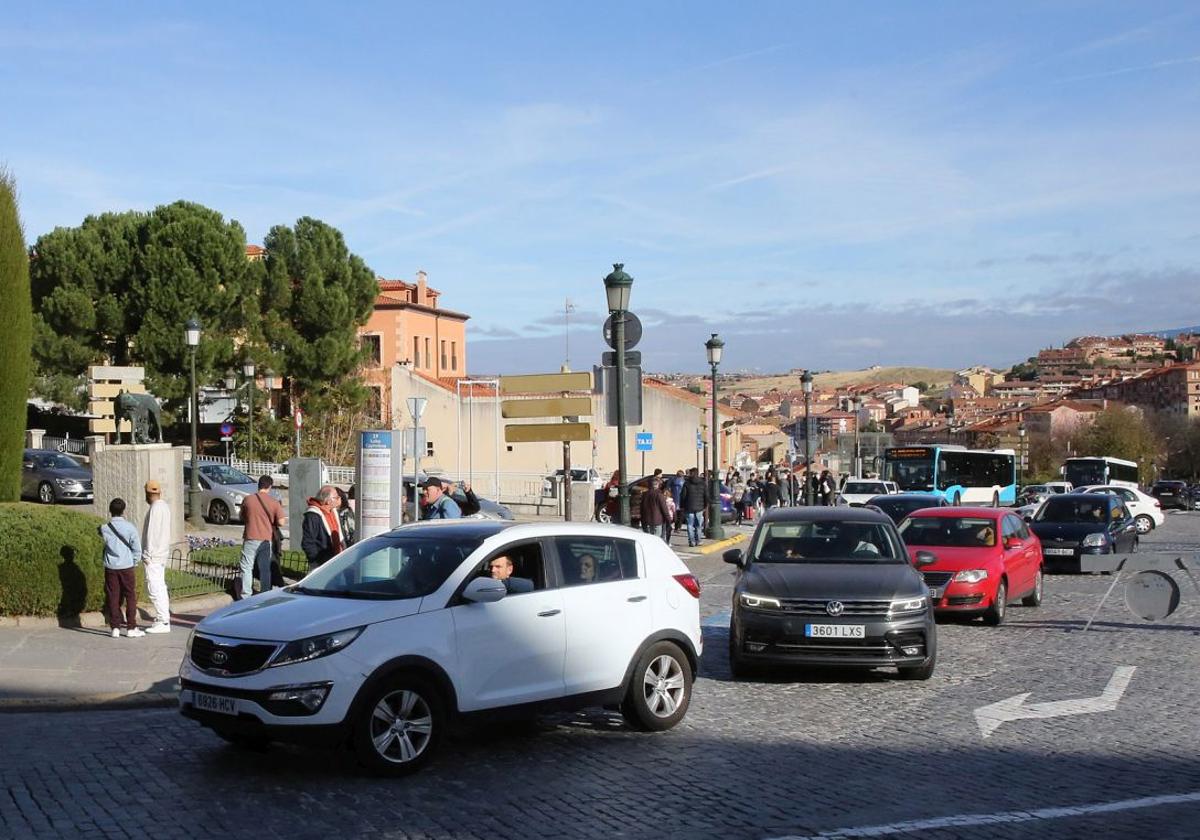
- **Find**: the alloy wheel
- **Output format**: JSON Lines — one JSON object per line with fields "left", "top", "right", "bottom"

{"left": 369, "top": 689, "right": 433, "bottom": 764}
{"left": 642, "top": 654, "right": 686, "bottom": 718}
{"left": 38, "top": 482, "right": 55, "bottom": 504}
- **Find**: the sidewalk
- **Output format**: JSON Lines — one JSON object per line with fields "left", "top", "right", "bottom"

{"left": 0, "top": 593, "right": 230, "bottom": 712}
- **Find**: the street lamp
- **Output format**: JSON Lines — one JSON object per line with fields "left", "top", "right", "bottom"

{"left": 1018, "top": 423, "right": 1026, "bottom": 490}
{"left": 243, "top": 359, "right": 256, "bottom": 462}
{"left": 705, "top": 333, "right": 725, "bottom": 540}
{"left": 407, "top": 396, "right": 428, "bottom": 521}
{"left": 603, "top": 263, "right": 634, "bottom": 526}
{"left": 802, "top": 371, "right": 814, "bottom": 505}
{"left": 852, "top": 397, "right": 863, "bottom": 477}
{"left": 185, "top": 316, "right": 203, "bottom": 527}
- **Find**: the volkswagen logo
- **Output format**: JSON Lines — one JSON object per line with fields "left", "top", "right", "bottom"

{"left": 826, "top": 601, "right": 845, "bottom": 617}
{"left": 211, "top": 649, "right": 229, "bottom": 666}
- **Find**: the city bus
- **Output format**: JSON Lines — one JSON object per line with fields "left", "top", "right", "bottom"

{"left": 882, "top": 445, "right": 1017, "bottom": 506}
{"left": 1061, "top": 456, "right": 1139, "bottom": 489}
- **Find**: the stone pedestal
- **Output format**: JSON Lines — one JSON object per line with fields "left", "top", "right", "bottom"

{"left": 287, "top": 458, "right": 325, "bottom": 552}
{"left": 91, "top": 445, "right": 186, "bottom": 557}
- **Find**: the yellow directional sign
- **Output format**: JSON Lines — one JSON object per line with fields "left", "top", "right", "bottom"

{"left": 499, "top": 372, "right": 592, "bottom": 395}
{"left": 502, "top": 397, "right": 593, "bottom": 419}
{"left": 504, "top": 422, "right": 592, "bottom": 444}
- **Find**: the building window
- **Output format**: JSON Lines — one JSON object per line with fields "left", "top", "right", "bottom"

{"left": 362, "top": 334, "right": 382, "bottom": 367}
{"left": 451, "top": 341, "right": 458, "bottom": 372}
{"left": 413, "top": 337, "right": 420, "bottom": 368}
{"left": 441, "top": 340, "right": 447, "bottom": 371}
{"left": 425, "top": 337, "right": 431, "bottom": 369}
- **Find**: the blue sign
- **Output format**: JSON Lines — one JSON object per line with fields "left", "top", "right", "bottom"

{"left": 361, "top": 431, "right": 393, "bottom": 449}
{"left": 696, "top": 431, "right": 703, "bottom": 451}
{"left": 636, "top": 432, "right": 654, "bottom": 452}
{"left": 219, "top": 422, "right": 234, "bottom": 437}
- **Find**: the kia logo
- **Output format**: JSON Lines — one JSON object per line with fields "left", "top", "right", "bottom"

{"left": 826, "top": 601, "right": 844, "bottom": 617}
{"left": 211, "top": 649, "right": 229, "bottom": 666}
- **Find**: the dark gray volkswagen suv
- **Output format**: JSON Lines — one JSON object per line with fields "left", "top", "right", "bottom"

{"left": 725, "top": 507, "right": 937, "bottom": 680}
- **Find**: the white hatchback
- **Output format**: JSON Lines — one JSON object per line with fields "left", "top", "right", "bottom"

{"left": 179, "top": 520, "right": 702, "bottom": 775}
{"left": 1072, "top": 485, "right": 1164, "bottom": 534}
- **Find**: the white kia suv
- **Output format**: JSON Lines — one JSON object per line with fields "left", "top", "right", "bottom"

{"left": 179, "top": 520, "right": 702, "bottom": 775}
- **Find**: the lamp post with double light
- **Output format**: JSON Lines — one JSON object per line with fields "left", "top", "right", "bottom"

{"left": 705, "top": 333, "right": 725, "bottom": 540}
{"left": 185, "top": 317, "right": 203, "bottom": 527}
{"left": 802, "top": 371, "right": 814, "bottom": 506}
{"left": 603, "top": 264, "right": 633, "bottom": 526}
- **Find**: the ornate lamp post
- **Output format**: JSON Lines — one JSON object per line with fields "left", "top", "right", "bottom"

{"left": 802, "top": 371, "right": 814, "bottom": 505}
{"left": 603, "top": 264, "right": 633, "bottom": 526}
{"left": 185, "top": 316, "right": 203, "bottom": 527}
{"left": 705, "top": 333, "right": 725, "bottom": 540}
{"left": 243, "top": 359, "right": 256, "bottom": 461}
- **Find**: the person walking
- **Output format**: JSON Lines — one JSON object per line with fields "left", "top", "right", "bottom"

{"left": 670, "top": 470, "right": 685, "bottom": 533}
{"left": 732, "top": 475, "right": 747, "bottom": 525}
{"left": 819, "top": 470, "right": 837, "bottom": 506}
{"left": 241, "top": 475, "right": 286, "bottom": 599}
{"left": 100, "top": 497, "right": 143, "bottom": 638}
{"left": 762, "top": 476, "right": 782, "bottom": 509}
{"left": 301, "top": 485, "right": 344, "bottom": 570}
{"left": 141, "top": 480, "right": 172, "bottom": 633}
{"left": 639, "top": 477, "right": 671, "bottom": 542}
{"left": 661, "top": 485, "right": 676, "bottom": 545}
{"left": 680, "top": 467, "right": 708, "bottom": 547}
{"left": 421, "top": 477, "right": 462, "bottom": 519}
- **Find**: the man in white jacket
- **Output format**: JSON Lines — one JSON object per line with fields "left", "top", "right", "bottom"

{"left": 141, "top": 480, "right": 172, "bottom": 633}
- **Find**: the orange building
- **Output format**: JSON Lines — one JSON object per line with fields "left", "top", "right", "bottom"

{"left": 360, "top": 271, "right": 470, "bottom": 425}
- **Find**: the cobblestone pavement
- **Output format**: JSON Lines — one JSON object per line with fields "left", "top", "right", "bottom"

{"left": 3, "top": 513, "right": 1199, "bottom": 839}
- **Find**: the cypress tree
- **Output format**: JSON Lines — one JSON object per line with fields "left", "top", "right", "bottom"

{"left": 0, "top": 170, "right": 32, "bottom": 502}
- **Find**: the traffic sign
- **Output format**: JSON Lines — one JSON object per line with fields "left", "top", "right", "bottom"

{"left": 294, "top": 408, "right": 303, "bottom": 430}
{"left": 602, "top": 312, "right": 642, "bottom": 351}
{"left": 696, "top": 430, "right": 703, "bottom": 451}
{"left": 502, "top": 396, "right": 593, "bottom": 419}
{"left": 500, "top": 372, "right": 592, "bottom": 395}
{"left": 602, "top": 350, "right": 641, "bottom": 367}
{"left": 219, "top": 422, "right": 234, "bottom": 437}
{"left": 636, "top": 432, "right": 654, "bottom": 452}
{"left": 505, "top": 422, "right": 592, "bottom": 443}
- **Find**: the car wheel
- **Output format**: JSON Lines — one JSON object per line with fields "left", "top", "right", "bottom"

{"left": 1021, "top": 568, "right": 1043, "bottom": 607}
{"left": 595, "top": 507, "right": 612, "bottom": 525}
{"left": 214, "top": 729, "right": 271, "bottom": 751}
{"left": 1134, "top": 515, "right": 1153, "bottom": 534}
{"left": 352, "top": 675, "right": 444, "bottom": 777}
{"left": 897, "top": 648, "right": 936, "bottom": 680}
{"left": 982, "top": 580, "right": 1007, "bottom": 626}
{"left": 208, "top": 499, "right": 230, "bottom": 525}
{"left": 37, "top": 481, "right": 56, "bottom": 504}
{"left": 621, "top": 642, "right": 692, "bottom": 732}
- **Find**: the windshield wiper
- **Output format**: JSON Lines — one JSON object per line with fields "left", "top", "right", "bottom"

{"left": 292, "top": 586, "right": 338, "bottom": 597}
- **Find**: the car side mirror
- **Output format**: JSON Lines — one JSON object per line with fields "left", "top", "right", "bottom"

{"left": 723, "top": 548, "right": 744, "bottom": 567}
{"left": 1003, "top": 536, "right": 1021, "bottom": 550}
{"left": 914, "top": 550, "right": 938, "bottom": 568}
{"left": 462, "top": 577, "right": 507, "bottom": 604}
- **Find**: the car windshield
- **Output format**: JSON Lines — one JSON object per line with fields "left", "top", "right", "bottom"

{"left": 844, "top": 482, "right": 885, "bottom": 495}
{"left": 899, "top": 516, "right": 997, "bottom": 548}
{"left": 749, "top": 520, "right": 902, "bottom": 564}
{"left": 31, "top": 453, "right": 81, "bottom": 470}
{"left": 1035, "top": 497, "right": 1110, "bottom": 523}
{"left": 297, "top": 533, "right": 486, "bottom": 599}
{"left": 199, "top": 464, "right": 254, "bottom": 485}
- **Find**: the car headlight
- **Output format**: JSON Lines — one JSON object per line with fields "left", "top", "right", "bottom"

{"left": 888, "top": 596, "right": 927, "bottom": 615}
{"left": 952, "top": 569, "right": 989, "bottom": 583}
{"left": 185, "top": 629, "right": 195, "bottom": 656}
{"left": 268, "top": 627, "right": 364, "bottom": 668}
{"left": 55, "top": 478, "right": 80, "bottom": 487}
{"left": 231, "top": 492, "right": 246, "bottom": 504}
{"left": 1082, "top": 533, "right": 1108, "bottom": 547}
{"left": 739, "top": 593, "right": 781, "bottom": 609}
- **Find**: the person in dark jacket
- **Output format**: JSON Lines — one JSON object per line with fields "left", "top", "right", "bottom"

{"left": 639, "top": 478, "right": 672, "bottom": 541}
{"left": 335, "top": 487, "right": 356, "bottom": 546}
{"left": 670, "top": 470, "right": 686, "bottom": 532}
{"left": 762, "top": 476, "right": 782, "bottom": 509}
{"left": 679, "top": 468, "right": 709, "bottom": 547}
{"left": 446, "top": 480, "right": 481, "bottom": 516}
{"left": 819, "top": 470, "right": 837, "bottom": 506}
{"left": 301, "top": 486, "right": 344, "bottom": 570}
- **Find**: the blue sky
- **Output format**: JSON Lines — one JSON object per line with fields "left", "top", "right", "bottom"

{"left": 4, "top": 1, "right": 1199, "bottom": 375}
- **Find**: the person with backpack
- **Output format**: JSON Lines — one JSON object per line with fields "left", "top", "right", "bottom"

{"left": 100, "top": 497, "right": 143, "bottom": 638}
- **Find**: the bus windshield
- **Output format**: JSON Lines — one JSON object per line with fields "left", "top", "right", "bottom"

{"left": 1064, "top": 461, "right": 1105, "bottom": 487}
{"left": 884, "top": 456, "right": 934, "bottom": 491}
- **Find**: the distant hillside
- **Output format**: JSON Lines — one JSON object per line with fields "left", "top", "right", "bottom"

{"left": 733, "top": 366, "right": 955, "bottom": 395}
{"left": 1147, "top": 325, "right": 1200, "bottom": 338}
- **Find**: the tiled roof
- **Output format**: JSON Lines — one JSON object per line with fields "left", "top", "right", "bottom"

{"left": 245, "top": 244, "right": 265, "bottom": 257}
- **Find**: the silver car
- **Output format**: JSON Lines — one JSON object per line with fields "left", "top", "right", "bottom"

{"left": 183, "top": 462, "right": 260, "bottom": 525}
{"left": 22, "top": 449, "right": 94, "bottom": 504}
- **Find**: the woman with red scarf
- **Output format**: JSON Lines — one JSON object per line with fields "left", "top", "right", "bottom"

{"left": 301, "top": 485, "right": 344, "bottom": 570}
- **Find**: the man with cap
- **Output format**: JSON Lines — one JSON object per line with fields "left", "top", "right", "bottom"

{"left": 141, "top": 480, "right": 172, "bottom": 633}
{"left": 421, "top": 477, "right": 462, "bottom": 520}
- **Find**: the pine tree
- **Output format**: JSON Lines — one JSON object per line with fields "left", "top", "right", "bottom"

{"left": 0, "top": 171, "right": 32, "bottom": 502}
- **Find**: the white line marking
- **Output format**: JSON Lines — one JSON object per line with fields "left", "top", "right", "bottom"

{"left": 765, "top": 790, "right": 1200, "bottom": 839}
{"left": 973, "top": 665, "right": 1136, "bottom": 738}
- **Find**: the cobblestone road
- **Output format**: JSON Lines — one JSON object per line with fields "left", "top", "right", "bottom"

{"left": 4, "top": 515, "right": 1199, "bottom": 839}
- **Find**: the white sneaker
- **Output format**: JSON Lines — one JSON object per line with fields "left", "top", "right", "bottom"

{"left": 145, "top": 623, "right": 170, "bottom": 634}
{"left": 111, "top": 627, "right": 121, "bottom": 638}
{"left": 125, "top": 628, "right": 146, "bottom": 638}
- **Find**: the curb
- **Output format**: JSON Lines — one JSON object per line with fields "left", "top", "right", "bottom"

{"left": 696, "top": 533, "right": 748, "bottom": 555}
{"left": 0, "top": 592, "right": 233, "bottom": 629}
{"left": 0, "top": 690, "right": 178, "bottom": 715}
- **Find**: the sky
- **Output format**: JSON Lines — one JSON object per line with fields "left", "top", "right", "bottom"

{"left": 3, "top": 1, "right": 1200, "bottom": 375}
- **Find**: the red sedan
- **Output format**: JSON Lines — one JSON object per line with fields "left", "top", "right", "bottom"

{"left": 898, "top": 507, "right": 1043, "bottom": 625}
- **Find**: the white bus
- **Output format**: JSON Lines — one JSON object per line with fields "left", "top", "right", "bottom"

{"left": 1061, "top": 456, "right": 1139, "bottom": 489}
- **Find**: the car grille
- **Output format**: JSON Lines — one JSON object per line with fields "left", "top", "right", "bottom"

{"left": 190, "top": 635, "right": 278, "bottom": 676}
{"left": 922, "top": 572, "right": 952, "bottom": 588}
{"left": 774, "top": 639, "right": 894, "bottom": 656}
{"left": 776, "top": 598, "right": 891, "bottom": 617}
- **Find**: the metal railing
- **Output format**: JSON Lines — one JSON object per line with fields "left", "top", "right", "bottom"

{"left": 41, "top": 435, "right": 88, "bottom": 455}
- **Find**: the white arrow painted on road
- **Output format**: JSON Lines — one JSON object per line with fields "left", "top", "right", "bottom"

{"left": 974, "top": 666, "right": 1136, "bottom": 738}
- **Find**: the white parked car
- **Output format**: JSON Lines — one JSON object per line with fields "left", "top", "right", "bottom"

{"left": 839, "top": 479, "right": 892, "bottom": 507}
{"left": 1072, "top": 485, "right": 1164, "bottom": 534}
{"left": 179, "top": 521, "right": 702, "bottom": 775}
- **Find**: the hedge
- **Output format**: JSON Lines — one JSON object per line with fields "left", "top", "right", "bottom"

{"left": 0, "top": 171, "right": 33, "bottom": 503}
{"left": 0, "top": 502, "right": 221, "bottom": 617}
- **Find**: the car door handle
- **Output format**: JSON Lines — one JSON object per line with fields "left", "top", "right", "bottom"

{"left": 627, "top": 595, "right": 648, "bottom": 602}
{"left": 537, "top": 609, "right": 561, "bottom": 617}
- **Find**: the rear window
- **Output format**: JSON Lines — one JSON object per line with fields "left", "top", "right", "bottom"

{"left": 1035, "top": 497, "right": 1110, "bottom": 523}
{"left": 844, "top": 482, "right": 886, "bottom": 495}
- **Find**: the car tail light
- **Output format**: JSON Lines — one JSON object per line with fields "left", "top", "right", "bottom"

{"left": 673, "top": 573, "right": 701, "bottom": 599}
{"left": 1154, "top": 500, "right": 1161, "bottom": 508}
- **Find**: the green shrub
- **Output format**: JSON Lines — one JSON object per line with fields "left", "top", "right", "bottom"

{"left": 0, "top": 172, "right": 32, "bottom": 503}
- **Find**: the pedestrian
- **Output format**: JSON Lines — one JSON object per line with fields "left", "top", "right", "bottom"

{"left": 421, "top": 477, "right": 462, "bottom": 519}
{"left": 787, "top": 472, "right": 800, "bottom": 507}
{"left": 820, "top": 470, "right": 837, "bottom": 506}
{"left": 335, "top": 487, "right": 357, "bottom": 545}
{"left": 639, "top": 477, "right": 671, "bottom": 541}
{"left": 670, "top": 470, "right": 685, "bottom": 532}
{"left": 302, "top": 485, "right": 345, "bottom": 570}
{"left": 141, "top": 480, "right": 172, "bottom": 633}
{"left": 808, "top": 470, "right": 821, "bottom": 505}
{"left": 445, "top": 480, "right": 481, "bottom": 516}
{"left": 763, "top": 476, "right": 782, "bottom": 509}
{"left": 597, "top": 470, "right": 621, "bottom": 521}
{"left": 680, "top": 467, "right": 708, "bottom": 547}
{"left": 732, "top": 475, "right": 747, "bottom": 525}
{"left": 241, "top": 475, "right": 286, "bottom": 599}
{"left": 100, "top": 497, "right": 143, "bottom": 638}
{"left": 661, "top": 485, "right": 676, "bottom": 545}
